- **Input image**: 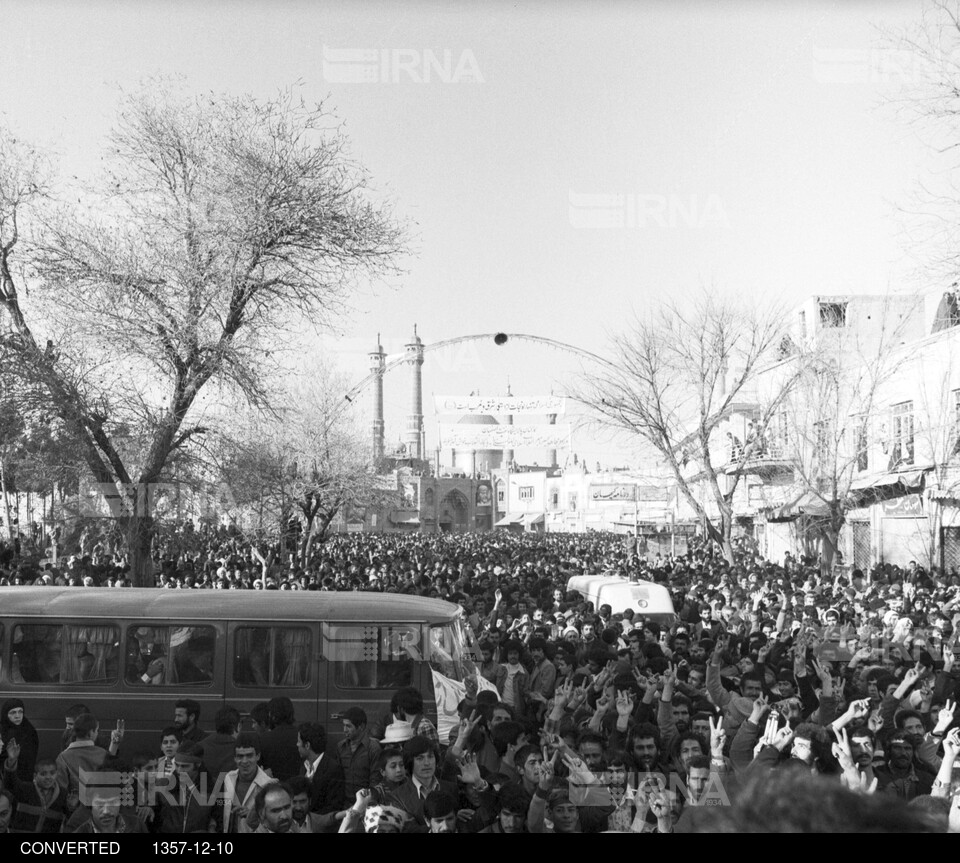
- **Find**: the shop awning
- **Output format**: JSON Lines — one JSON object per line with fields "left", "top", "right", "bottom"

{"left": 766, "top": 490, "right": 832, "bottom": 521}
{"left": 850, "top": 467, "right": 930, "bottom": 492}
{"left": 524, "top": 514, "right": 545, "bottom": 526}
{"left": 495, "top": 513, "right": 525, "bottom": 526}
{"left": 930, "top": 486, "right": 960, "bottom": 502}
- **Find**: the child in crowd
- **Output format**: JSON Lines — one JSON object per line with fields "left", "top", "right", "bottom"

{"left": 155, "top": 727, "right": 181, "bottom": 782}
{"left": 371, "top": 747, "right": 406, "bottom": 809}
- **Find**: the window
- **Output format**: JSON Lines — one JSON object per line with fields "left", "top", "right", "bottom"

{"left": 323, "top": 623, "right": 418, "bottom": 689}
{"left": 11, "top": 624, "right": 119, "bottom": 685}
{"left": 233, "top": 627, "right": 311, "bottom": 687}
{"left": 519, "top": 486, "right": 534, "bottom": 500}
{"left": 497, "top": 488, "right": 505, "bottom": 504}
{"left": 424, "top": 488, "right": 435, "bottom": 507}
{"left": 814, "top": 420, "right": 832, "bottom": 471}
{"left": 770, "top": 412, "right": 789, "bottom": 458}
{"left": 126, "top": 625, "right": 215, "bottom": 686}
{"left": 428, "top": 620, "right": 478, "bottom": 682}
{"left": 819, "top": 302, "right": 847, "bottom": 328}
{"left": 891, "top": 401, "right": 915, "bottom": 467}
{"left": 856, "top": 420, "right": 869, "bottom": 472}
{"left": 568, "top": 493, "right": 578, "bottom": 511}
{"left": 551, "top": 489, "right": 560, "bottom": 509}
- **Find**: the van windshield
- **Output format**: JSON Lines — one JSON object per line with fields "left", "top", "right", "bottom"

{"left": 428, "top": 616, "right": 480, "bottom": 682}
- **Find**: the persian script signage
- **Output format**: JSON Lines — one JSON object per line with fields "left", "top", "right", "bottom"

{"left": 590, "top": 485, "right": 637, "bottom": 502}
{"left": 439, "top": 423, "right": 570, "bottom": 450}
{"left": 881, "top": 494, "right": 923, "bottom": 517}
{"left": 434, "top": 395, "right": 566, "bottom": 416}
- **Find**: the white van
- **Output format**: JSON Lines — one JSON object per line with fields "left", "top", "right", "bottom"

{"left": 565, "top": 574, "right": 676, "bottom": 625}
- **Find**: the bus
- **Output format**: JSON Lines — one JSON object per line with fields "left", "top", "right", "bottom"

{"left": 0, "top": 588, "right": 477, "bottom": 757}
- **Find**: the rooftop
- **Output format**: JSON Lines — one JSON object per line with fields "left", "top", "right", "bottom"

{"left": 0, "top": 588, "right": 461, "bottom": 623}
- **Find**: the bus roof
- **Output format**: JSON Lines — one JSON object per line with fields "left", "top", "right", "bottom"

{"left": 0, "top": 588, "right": 462, "bottom": 624}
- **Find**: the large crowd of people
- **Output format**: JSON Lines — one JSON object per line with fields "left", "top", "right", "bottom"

{"left": 1, "top": 526, "right": 960, "bottom": 832}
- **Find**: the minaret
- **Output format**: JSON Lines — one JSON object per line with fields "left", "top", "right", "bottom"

{"left": 502, "top": 380, "right": 514, "bottom": 469}
{"left": 405, "top": 325, "right": 425, "bottom": 460}
{"left": 546, "top": 413, "right": 557, "bottom": 468}
{"left": 369, "top": 334, "right": 386, "bottom": 465}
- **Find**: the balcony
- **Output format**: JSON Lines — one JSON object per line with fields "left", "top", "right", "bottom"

{"left": 723, "top": 440, "right": 794, "bottom": 478}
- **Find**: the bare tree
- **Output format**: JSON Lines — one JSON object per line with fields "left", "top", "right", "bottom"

{"left": 0, "top": 86, "right": 404, "bottom": 584}
{"left": 578, "top": 293, "right": 790, "bottom": 563}
{"left": 776, "top": 297, "right": 917, "bottom": 570}
{"left": 885, "top": 2, "right": 960, "bottom": 285}
{"left": 216, "top": 360, "right": 387, "bottom": 568}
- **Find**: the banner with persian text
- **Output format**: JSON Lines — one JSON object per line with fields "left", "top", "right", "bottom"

{"left": 589, "top": 484, "right": 637, "bottom": 502}
{"left": 434, "top": 395, "right": 566, "bottom": 416}
{"left": 439, "top": 422, "right": 570, "bottom": 450}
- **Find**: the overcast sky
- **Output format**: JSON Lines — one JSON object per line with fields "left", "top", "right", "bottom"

{"left": 0, "top": 0, "right": 945, "bottom": 468}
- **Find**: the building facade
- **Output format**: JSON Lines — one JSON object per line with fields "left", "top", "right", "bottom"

{"left": 677, "top": 290, "right": 960, "bottom": 572}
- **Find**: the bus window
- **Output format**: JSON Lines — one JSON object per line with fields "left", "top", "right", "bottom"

{"left": 11, "top": 625, "right": 62, "bottom": 684}
{"left": 234, "top": 628, "right": 270, "bottom": 686}
{"left": 276, "top": 628, "right": 311, "bottom": 686}
{"left": 63, "top": 625, "right": 119, "bottom": 684}
{"left": 234, "top": 627, "right": 312, "bottom": 688}
{"left": 323, "top": 624, "right": 418, "bottom": 689}
{"left": 428, "top": 619, "right": 479, "bottom": 682}
{"left": 126, "top": 625, "right": 215, "bottom": 686}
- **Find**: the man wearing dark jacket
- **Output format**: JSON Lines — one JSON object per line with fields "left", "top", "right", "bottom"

{"left": 153, "top": 752, "right": 216, "bottom": 834}
{"left": 297, "top": 722, "right": 345, "bottom": 832}
{"left": 260, "top": 698, "right": 301, "bottom": 781}
{"left": 174, "top": 700, "right": 208, "bottom": 747}
{"left": 874, "top": 730, "right": 935, "bottom": 801}
{"left": 335, "top": 707, "right": 381, "bottom": 799}
{"left": 202, "top": 707, "right": 241, "bottom": 782}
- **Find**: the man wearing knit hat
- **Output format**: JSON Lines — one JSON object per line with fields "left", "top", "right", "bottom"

{"left": 153, "top": 749, "right": 216, "bottom": 833}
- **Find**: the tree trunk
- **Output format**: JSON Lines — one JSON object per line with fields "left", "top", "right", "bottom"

{"left": 820, "top": 511, "right": 845, "bottom": 574}
{"left": 125, "top": 513, "right": 156, "bottom": 587}
{"left": 926, "top": 501, "right": 941, "bottom": 574}
{"left": 312, "top": 508, "right": 340, "bottom": 550}
{"left": 0, "top": 459, "right": 12, "bottom": 541}
{"left": 299, "top": 517, "right": 317, "bottom": 569}
{"left": 718, "top": 506, "right": 736, "bottom": 564}
{"left": 720, "top": 534, "right": 735, "bottom": 564}
{"left": 820, "top": 525, "right": 838, "bottom": 572}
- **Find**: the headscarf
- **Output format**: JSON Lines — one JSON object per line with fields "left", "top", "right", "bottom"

{"left": 1, "top": 698, "right": 39, "bottom": 781}
{"left": 0, "top": 698, "right": 27, "bottom": 736}
{"left": 363, "top": 805, "right": 409, "bottom": 834}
